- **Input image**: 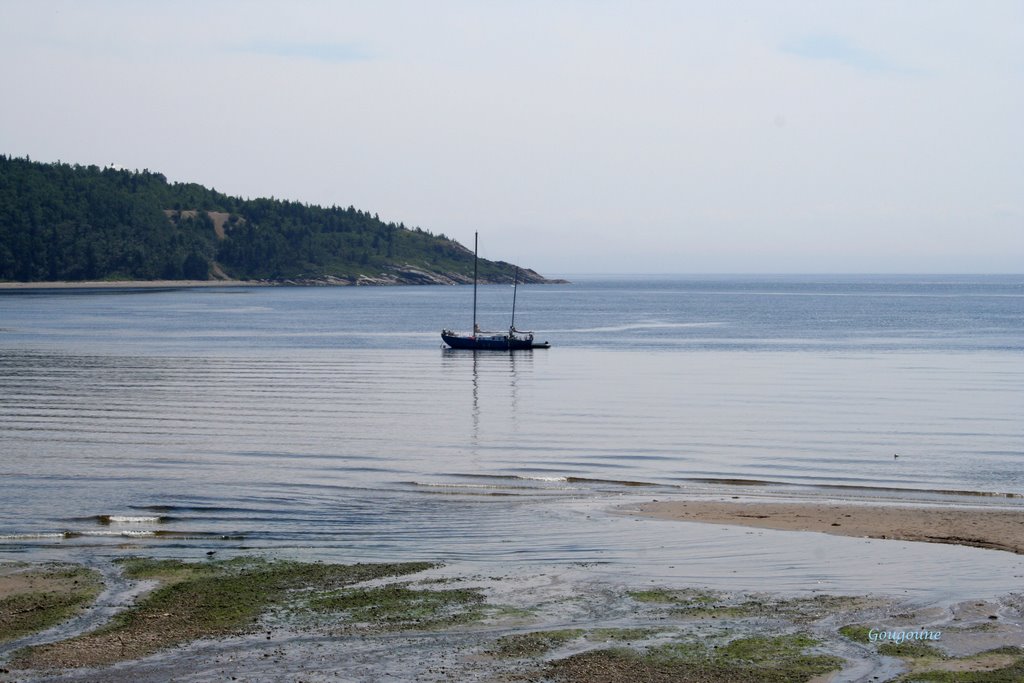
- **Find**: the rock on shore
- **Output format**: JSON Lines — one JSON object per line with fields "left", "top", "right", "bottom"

{"left": 260, "top": 265, "right": 566, "bottom": 287}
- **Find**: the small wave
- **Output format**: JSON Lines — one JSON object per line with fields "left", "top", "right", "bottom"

{"left": 133, "top": 504, "right": 250, "bottom": 513}
{"left": 558, "top": 322, "right": 724, "bottom": 333}
{"left": 2, "top": 529, "right": 245, "bottom": 541}
{"left": 450, "top": 473, "right": 541, "bottom": 482}
{"left": 676, "top": 477, "right": 1024, "bottom": 500}
{"left": 64, "top": 530, "right": 156, "bottom": 538}
{"left": 452, "top": 473, "right": 574, "bottom": 484}
{"left": 682, "top": 477, "right": 778, "bottom": 487}
{"left": 564, "top": 476, "right": 661, "bottom": 488}
{"left": 0, "top": 532, "right": 67, "bottom": 540}
{"left": 96, "top": 515, "right": 167, "bottom": 524}
{"left": 94, "top": 529, "right": 246, "bottom": 539}
{"left": 154, "top": 531, "right": 246, "bottom": 540}
{"left": 448, "top": 473, "right": 662, "bottom": 488}
{"left": 406, "top": 481, "right": 536, "bottom": 491}
{"left": 416, "top": 489, "right": 520, "bottom": 497}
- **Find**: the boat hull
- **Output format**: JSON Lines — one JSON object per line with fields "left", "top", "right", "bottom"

{"left": 441, "top": 332, "right": 547, "bottom": 351}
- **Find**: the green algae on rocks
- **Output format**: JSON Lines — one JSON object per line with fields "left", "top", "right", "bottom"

{"left": 309, "top": 582, "right": 488, "bottom": 631}
{"left": 896, "top": 648, "right": 1024, "bottom": 682}
{"left": 540, "top": 633, "right": 843, "bottom": 683}
{"left": 629, "top": 587, "right": 870, "bottom": 621}
{"left": 491, "top": 627, "right": 663, "bottom": 660}
{"left": 0, "top": 564, "right": 103, "bottom": 643}
{"left": 8, "top": 557, "right": 435, "bottom": 670}
{"left": 490, "top": 629, "right": 587, "bottom": 658}
{"left": 838, "top": 623, "right": 1024, "bottom": 682}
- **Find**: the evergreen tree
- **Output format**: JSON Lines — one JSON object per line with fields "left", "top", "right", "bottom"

{"left": 0, "top": 156, "right": 534, "bottom": 283}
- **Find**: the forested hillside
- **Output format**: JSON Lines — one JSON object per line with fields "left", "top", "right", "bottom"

{"left": 0, "top": 156, "right": 550, "bottom": 284}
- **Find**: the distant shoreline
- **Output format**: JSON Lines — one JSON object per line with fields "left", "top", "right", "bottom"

{"left": 0, "top": 276, "right": 568, "bottom": 290}
{"left": 0, "top": 280, "right": 263, "bottom": 290}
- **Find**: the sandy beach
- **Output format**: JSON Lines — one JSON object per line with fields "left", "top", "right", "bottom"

{"left": 627, "top": 498, "right": 1024, "bottom": 555}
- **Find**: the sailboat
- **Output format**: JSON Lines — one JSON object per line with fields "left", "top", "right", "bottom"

{"left": 441, "top": 233, "right": 550, "bottom": 350}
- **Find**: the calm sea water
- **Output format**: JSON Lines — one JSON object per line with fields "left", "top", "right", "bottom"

{"left": 1, "top": 275, "right": 1023, "bottom": 595}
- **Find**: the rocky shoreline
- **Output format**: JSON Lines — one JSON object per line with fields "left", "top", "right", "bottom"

{"left": 0, "top": 267, "right": 568, "bottom": 290}
{"left": 263, "top": 264, "right": 566, "bottom": 287}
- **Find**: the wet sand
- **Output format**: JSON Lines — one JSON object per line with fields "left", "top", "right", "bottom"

{"left": 3, "top": 557, "right": 1023, "bottom": 683}
{"left": 627, "top": 499, "right": 1024, "bottom": 555}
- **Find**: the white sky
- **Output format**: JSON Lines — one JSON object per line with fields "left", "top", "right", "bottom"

{"left": 2, "top": 1, "right": 1021, "bottom": 274}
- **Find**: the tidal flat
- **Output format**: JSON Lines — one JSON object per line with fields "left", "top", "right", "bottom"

{"left": 0, "top": 564, "right": 103, "bottom": 645}
{"left": 1, "top": 556, "right": 1023, "bottom": 682}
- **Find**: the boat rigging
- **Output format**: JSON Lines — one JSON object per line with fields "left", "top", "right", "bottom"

{"left": 441, "top": 233, "right": 550, "bottom": 350}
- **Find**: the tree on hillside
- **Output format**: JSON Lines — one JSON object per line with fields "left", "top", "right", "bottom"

{"left": 0, "top": 156, "right": 537, "bottom": 283}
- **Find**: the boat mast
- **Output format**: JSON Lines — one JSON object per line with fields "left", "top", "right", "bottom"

{"left": 472, "top": 232, "right": 478, "bottom": 335}
{"left": 510, "top": 266, "right": 519, "bottom": 331}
